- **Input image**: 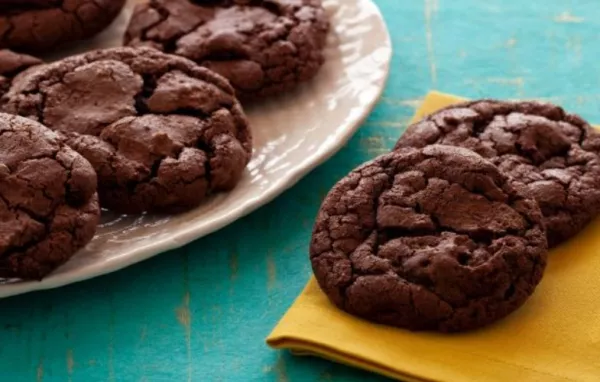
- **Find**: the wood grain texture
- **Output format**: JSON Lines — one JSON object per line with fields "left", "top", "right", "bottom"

{"left": 1, "top": 0, "right": 600, "bottom": 381}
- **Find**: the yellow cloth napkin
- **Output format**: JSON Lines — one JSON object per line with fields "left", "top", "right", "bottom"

{"left": 266, "top": 91, "right": 600, "bottom": 382}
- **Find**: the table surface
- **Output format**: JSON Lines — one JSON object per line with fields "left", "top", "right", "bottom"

{"left": 3, "top": 1, "right": 600, "bottom": 381}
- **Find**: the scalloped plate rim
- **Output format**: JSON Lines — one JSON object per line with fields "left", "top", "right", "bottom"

{"left": 0, "top": 0, "right": 392, "bottom": 298}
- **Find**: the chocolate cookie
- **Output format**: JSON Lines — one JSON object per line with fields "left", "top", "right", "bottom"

{"left": 123, "top": 0, "right": 329, "bottom": 99}
{"left": 0, "top": 0, "right": 126, "bottom": 52}
{"left": 0, "top": 49, "right": 42, "bottom": 97}
{"left": 310, "top": 145, "right": 547, "bottom": 332}
{"left": 395, "top": 100, "right": 600, "bottom": 247}
{"left": 0, "top": 113, "right": 100, "bottom": 280}
{"left": 2, "top": 47, "right": 252, "bottom": 214}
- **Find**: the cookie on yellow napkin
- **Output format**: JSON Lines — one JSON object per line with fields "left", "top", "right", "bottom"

{"left": 266, "top": 91, "right": 600, "bottom": 382}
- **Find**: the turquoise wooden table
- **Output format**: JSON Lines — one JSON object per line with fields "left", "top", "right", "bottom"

{"left": 2, "top": 1, "right": 600, "bottom": 381}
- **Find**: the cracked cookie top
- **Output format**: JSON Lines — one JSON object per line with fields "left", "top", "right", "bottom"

{"left": 0, "top": 113, "right": 99, "bottom": 280}
{"left": 395, "top": 100, "right": 600, "bottom": 247}
{"left": 0, "top": 0, "right": 126, "bottom": 52}
{"left": 124, "top": 0, "right": 329, "bottom": 99}
{"left": 2, "top": 47, "right": 252, "bottom": 214}
{"left": 310, "top": 145, "right": 547, "bottom": 332}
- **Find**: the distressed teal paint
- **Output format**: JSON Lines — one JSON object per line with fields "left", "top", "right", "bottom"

{"left": 1, "top": 1, "right": 599, "bottom": 381}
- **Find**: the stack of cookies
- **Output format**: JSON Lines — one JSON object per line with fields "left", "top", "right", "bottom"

{"left": 0, "top": 0, "right": 330, "bottom": 279}
{"left": 310, "top": 100, "right": 600, "bottom": 332}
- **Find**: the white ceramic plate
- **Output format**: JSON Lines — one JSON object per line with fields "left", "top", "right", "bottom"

{"left": 0, "top": 0, "right": 392, "bottom": 297}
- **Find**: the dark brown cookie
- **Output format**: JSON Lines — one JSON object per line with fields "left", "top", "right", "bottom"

{"left": 123, "top": 0, "right": 329, "bottom": 100}
{"left": 2, "top": 47, "right": 252, "bottom": 214}
{"left": 0, "top": 113, "right": 100, "bottom": 280}
{"left": 310, "top": 145, "right": 547, "bottom": 332}
{"left": 395, "top": 100, "right": 600, "bottom": 247}
{"left": 0, "top": 49, "right": 42, "bottom": 97}
{"left": 0, "top": 0, "right": 126, "bottom": 52}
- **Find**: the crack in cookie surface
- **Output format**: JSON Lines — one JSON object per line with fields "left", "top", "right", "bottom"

{"left": 0, "top": 0, "right": 125, "bottom": 50}
{"left": 0, "top": 113, "right": 99, "bottom": 280}
{"left": 2, "top": 47, "right": 252, "bottom": 214}
{"left": 0, "top": 0, "right": 126, "bottom": 52}
{"left": 123, "top": 0, "right": 329, "bottom": 99}
{"left": 395, "top": 100, "right": 600, "bottom": 247}
{"left": 310, "top": 145, "right": 547, "bottom": 332}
